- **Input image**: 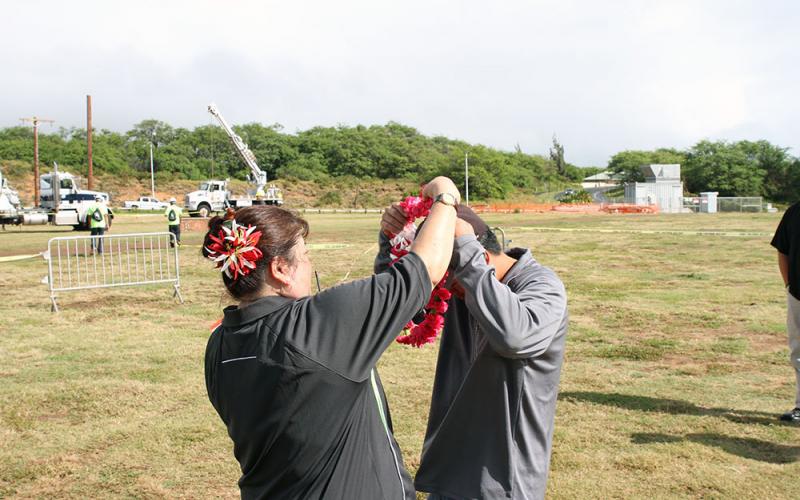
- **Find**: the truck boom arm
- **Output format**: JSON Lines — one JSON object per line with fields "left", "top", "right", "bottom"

{"left": 207, "top": 103, "right": 268, "bottom": 188}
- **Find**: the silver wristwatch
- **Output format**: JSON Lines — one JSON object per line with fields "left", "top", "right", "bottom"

{"left": 433, "top": 192, "right": 459, "bottom": 207}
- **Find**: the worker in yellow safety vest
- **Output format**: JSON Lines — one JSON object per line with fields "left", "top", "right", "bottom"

{"left": 165, "top": 197, "right": 183, "bottom": 247}
{"left": 255, "top": 186, "right": 266, "bottom": 205}
{"left": 86, "top": 194, "right": 110, "bottom": 254}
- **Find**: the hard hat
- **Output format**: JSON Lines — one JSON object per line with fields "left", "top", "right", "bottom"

{"left": 94, "top": 194, "right": 103, "bottom": 201}
{"left": 169, "top": 197, "right": 177, "bottom": 203}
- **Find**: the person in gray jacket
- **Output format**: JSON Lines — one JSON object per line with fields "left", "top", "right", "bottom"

{"left": 376, "top": 204, "right": 568, "bottom": 500}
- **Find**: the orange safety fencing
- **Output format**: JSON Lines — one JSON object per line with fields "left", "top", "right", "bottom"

{"left": 470, "top": 203, "right": 659, "bottom": 214}
{"left": 600, "top": 203, "right": 659, "bottom": 214}
{"left": 471, "top": 203, "right": 556, "bottom": 213}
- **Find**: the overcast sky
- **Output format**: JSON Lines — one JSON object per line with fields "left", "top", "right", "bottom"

{"left": 3, "top": 0, "right": 799, "bottom": 166}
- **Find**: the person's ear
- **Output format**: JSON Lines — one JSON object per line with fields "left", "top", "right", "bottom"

{"left": 484, "top": 251, "right": 490, "bottom": 265}
{"left": 270, "top": 257, "right": 293, "bottom": 287}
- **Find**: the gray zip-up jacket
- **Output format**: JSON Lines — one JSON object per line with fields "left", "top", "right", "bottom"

{"left": 376, "top": 233, "right": 568, "bottom": 499}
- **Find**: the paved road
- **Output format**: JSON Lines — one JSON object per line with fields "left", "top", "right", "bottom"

{"left": 585, "top": 186, "right": 618, "bottom": 202}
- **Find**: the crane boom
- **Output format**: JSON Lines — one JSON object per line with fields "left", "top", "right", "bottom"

{"left": 207, "top": 103, "right": 268, "bottom": 188}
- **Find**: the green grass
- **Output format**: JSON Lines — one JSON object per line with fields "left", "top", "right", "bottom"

{"left": 1, "top": 211, "right": 799, "bottom": 498}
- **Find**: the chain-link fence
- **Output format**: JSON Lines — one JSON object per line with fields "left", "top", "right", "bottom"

{"left": 717, "top": 197, "right": 763, "bottom": 213}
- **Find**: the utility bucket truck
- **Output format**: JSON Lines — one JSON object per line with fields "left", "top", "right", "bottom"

{"left": 185, "top": 103, "right": 283, "bottom": 217}
{"left": 0, "top": 164, "right": 112, "bottom": 230}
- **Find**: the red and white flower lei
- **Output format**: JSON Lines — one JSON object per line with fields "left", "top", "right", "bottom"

{"left": 389, "top": 195, "right": 452, "bottom": 347}
{"left": 205, "top": 219, "right": 264, "bottom": 280}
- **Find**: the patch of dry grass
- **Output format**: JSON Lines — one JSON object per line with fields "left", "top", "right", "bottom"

{"left": 1, "top": 211, "right": 799, "bottom": 498}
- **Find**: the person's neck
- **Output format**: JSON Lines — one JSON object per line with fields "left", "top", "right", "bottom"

{"left": 237, "top": 287, "right": 280, "bottom": 309}
{"left": 492, "top": 252, "right": 518, "bottom": 282}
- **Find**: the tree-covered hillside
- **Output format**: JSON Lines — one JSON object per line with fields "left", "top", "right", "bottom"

{"left": 0, "top": 121, "right": 588, "bottom": 201}
{"left": 4, "top": 119, "right": 796, "bottom": 203}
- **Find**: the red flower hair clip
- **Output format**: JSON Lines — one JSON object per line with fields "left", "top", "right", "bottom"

{"left": 205, "top": 219, "right": 264, "bottom": 280}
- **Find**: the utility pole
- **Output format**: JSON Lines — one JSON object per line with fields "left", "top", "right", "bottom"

{"left": 465, "top": 152, "right": 470, "bottom": 206}
{"left": 20, "top": 116, "right": 55, "bottom": 207}
{"left": 149, "top": 140, "right": 156, "bottom": 198}
{"left": 87, "top": 95, "right": 94, "bottom": 190}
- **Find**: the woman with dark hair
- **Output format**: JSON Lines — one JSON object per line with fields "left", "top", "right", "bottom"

{"left": 203, "top": 177, "right": 461, "bottom": 500}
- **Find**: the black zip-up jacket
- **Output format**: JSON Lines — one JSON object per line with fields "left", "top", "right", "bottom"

{"left": 205, "top": 253, "right": 430, "bottom": 500}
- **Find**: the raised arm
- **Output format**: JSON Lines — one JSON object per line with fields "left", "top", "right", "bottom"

{"left": 377, "top": 177, "right": 460, "bottom": 285}
{"left": 453, "top": 236, "right": 567, "bottom": 358}
{"left": 409, "top": 177, "right": 460, "bottom": 286}
{"left": 373, "top": 231, "right": 393, "bottom": 275}
{"left": 293, "top": 177, "right": 460, "bottom": 379}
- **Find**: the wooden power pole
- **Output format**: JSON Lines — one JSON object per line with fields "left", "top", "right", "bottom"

{"left": 20, "top": 116, "right": 55, "bottom": 207}
{"left": 87, "top": 95, "right": 93, "bottom": 190}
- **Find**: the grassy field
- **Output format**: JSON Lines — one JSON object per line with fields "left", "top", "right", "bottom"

{"left": 1, "top": 211, "right": 798, "bottom": 499}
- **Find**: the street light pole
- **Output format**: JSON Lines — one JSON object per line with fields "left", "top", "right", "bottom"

{"left": 464, "top": 152, "right": 469, "bottom": 206}
{"left": 149, "top": 137, "right": 155, "bottom": 198}
{"left": 87, "top": 95, "right": 93, "bottom": 190}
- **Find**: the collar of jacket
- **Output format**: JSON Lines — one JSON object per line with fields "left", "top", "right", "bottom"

{"left": 501, "top": 247, "right": 535, "bottom": 285}
{"left": 222, "top": 295, "right": 295, "bottom": 328}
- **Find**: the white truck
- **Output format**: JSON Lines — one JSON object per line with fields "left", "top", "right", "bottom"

{"left": 0, "top": 168, "right": 36, "bottom": 227}
{"left": 185, "top": 103, "right": 283, "bottom": 217}
{"left": 0, "top": 165, "right": 112, "bottom": 230}
{"left": 184, "top": 179, "right": 236, "bottom": 218}
{"left": 39, "top": 170, "right": 109, "bottom": 206}
{"left": 123, "top": 196, "right": 168, "bottom": 210}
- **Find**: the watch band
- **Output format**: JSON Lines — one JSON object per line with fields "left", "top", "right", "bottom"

{"left": 433, "top": 192, "right": 459, "bottom": 207}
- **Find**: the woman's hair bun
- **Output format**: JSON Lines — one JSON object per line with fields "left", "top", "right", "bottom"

{"left": 201, "top": 215, "right": 225, "bottom": 258}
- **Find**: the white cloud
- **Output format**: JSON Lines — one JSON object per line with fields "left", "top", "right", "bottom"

{"left": 2, "top": 0, "right": 799, "bottom": 165}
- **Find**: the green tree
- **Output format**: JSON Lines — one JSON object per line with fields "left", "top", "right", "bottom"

{"left": 736, "top": 140, "right": 794, "bottom": 201}
{"left": 93, "top": 130, "right": 132, "bottom": 175}
{"left": 786, "top": 159, "right": 800, "bottom": 203}
{"left": 236, "top": 123, "right": 298, "bottom": 181}
{"left": 549, "top": 135, "right": 566, "bottom": 176}
{"left": 125, "top": 120, "right": 176, "bottom": 174}
{"left": 608, "top": 148, "right": 686, "bottom": 183}
{"left": 278, "top": 154, "right": 328, "bottom": 181}
{"left": 187, "top": 125, "right": 239, "bottom": 179}
{"left": 683, "top": 140, "right": 763, "bottom": 196}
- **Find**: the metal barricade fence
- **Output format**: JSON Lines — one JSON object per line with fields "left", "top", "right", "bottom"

{"left": 47, "top": 232, "right": 184, "bottom": 312}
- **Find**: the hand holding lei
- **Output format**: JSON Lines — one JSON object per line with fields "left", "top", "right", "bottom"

{"left": 389, "top": 194, "right": 452, "bottom": 347}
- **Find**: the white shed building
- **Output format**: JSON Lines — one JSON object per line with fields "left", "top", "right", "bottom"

{"left": 624, "top": 164, "right": 684, "bottom": 213}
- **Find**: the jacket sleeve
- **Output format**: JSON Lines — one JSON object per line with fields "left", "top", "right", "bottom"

{"left": 292, "top": 251, "right": 432, "bottom": 380}
{"left": 204, "top": 325, "right": 224, "bottom": 419}
{"left": 373, "top": 231, "right": 394, "bottom": 274}
{"left": 453, "top": 236, "right": 567, "bottom": 359}
{"left": 771, "top": 204, "right": 795, "bottom": 254}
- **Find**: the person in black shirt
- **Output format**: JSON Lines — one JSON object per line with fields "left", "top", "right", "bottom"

{"left": 203, "top": 177, "right": 461, "bottom": 499}
{"left": 771, "top": 201, "right": 800, "bottom": 422}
